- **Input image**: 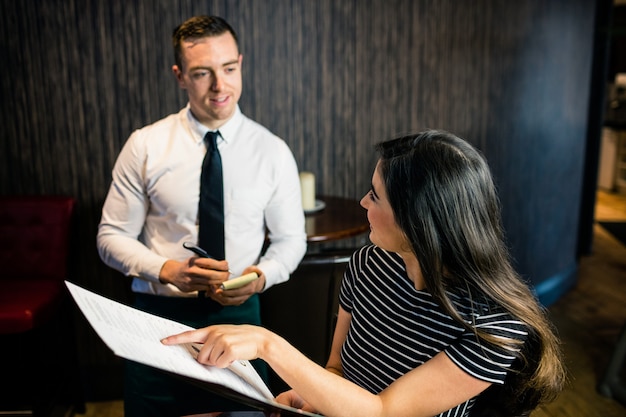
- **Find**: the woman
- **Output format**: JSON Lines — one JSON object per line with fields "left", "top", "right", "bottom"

{"left": 163, "top": 130, "right": 565, "bottom": 417}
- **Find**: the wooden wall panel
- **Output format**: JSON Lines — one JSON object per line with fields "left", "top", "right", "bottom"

{"left": 0, "top": 0, "right": 601, "bottom": 399}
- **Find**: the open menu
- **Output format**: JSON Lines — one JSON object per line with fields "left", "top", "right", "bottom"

{"left": 65, "top": 281, "right": 322, "bottom": 417}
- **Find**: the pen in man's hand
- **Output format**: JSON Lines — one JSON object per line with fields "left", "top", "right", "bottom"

{"left": 183, "top": 242, "right": 232, "bottom": 297}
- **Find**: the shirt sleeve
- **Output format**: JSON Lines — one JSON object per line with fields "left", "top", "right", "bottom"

{"left": 339, "top": 246, "right": 369, "bottom": 313}
{"left": 257, "top": 140, "right": 307, "bottom": 290}
{"left": 444, "top": 312, "right": 529, "bottom": 384}
{"left": 96, "top": 131, "right": 168, "bottom": 283}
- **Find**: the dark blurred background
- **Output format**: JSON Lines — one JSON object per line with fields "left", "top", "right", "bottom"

{"left": 0, "top": 0, "right": 616, "bottom": 402}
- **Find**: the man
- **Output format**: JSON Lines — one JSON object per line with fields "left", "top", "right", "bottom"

{"left": 97, "top": 15, "right": 307, "bottom": 416}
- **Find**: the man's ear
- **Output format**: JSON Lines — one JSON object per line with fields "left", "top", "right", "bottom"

{"left": 172, "top": 64, "right": 185, "bottom": 88}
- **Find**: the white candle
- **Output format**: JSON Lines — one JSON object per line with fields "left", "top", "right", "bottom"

{"left": 299, "top": 171, "right": 316, "bottom": 210}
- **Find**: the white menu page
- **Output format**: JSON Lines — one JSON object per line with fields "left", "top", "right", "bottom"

{"left": 65, "top": 281, "right": 321, "bottom": 417}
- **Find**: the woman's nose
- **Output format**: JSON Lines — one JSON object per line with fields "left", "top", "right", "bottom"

{"left": 359, "top": 194, "right": 368, "bottom": 209}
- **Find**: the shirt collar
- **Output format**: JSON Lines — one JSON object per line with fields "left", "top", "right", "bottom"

{"left": 185, "top": 104, "right": 243, "bottom": 145}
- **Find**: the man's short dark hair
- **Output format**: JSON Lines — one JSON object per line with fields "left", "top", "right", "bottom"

{"left": 172, "top": 15, "right": 239, "bottom": 69}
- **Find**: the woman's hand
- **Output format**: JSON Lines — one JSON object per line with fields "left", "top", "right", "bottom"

{"left": 161, "top": 324, "right": 270, "bottom": 368}
{"left": 275, "top": 389, "right": 316, "bottom": 413}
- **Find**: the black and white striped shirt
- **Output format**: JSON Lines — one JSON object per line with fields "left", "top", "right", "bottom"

{"left": 339, "top": 245, "right": 528, "bottom": 417}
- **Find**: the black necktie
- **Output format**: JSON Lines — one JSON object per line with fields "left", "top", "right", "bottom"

{"left": 198, "top": 131, "right": 225, "bottom": 261}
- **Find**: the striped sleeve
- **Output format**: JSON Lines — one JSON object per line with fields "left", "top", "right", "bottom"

{"left": 444, "top": 312, "right": 528, "bottom": 384}
{"left": 338, "top": 245, "right": 369, "bottom": 314}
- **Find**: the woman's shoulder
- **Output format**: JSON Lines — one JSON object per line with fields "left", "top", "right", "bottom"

{"left": 348, "top": 245, "right": 407, "bottom": 284}
{"left": 348, "top": 245, "right": 403, "bottom": 272}
{"left": 352, "top": 244, "right": 403, "bottom": 263}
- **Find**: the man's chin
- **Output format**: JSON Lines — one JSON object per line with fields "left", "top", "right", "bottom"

{"left": 192, "top": 107, "right": 235, "bottom": 128}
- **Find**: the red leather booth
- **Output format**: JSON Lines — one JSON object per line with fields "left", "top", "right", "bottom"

{"left": 0, "top": 196, "right": 84, "bottom": 415}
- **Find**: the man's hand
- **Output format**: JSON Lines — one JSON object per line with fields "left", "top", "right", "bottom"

{"left": 158, "top": 257, "right": 230, "bottom": 293}
{"left": 159, "top": 261, "right": 265, "bottom": 306}
{"left": 207, "top": 266, "right": 266, "bottom": 306}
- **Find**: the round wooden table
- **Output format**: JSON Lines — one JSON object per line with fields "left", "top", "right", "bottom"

{"left": 304, "top": 195, "right": 369, "bottom": 243}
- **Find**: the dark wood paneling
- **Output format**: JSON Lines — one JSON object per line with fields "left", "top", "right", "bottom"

{"left": 0, "top": 0, "right": 601, "bottom": 400}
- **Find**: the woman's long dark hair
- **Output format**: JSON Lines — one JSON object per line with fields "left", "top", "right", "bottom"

{"left": 376, "top": 130, "right": 565, "bottom": 416}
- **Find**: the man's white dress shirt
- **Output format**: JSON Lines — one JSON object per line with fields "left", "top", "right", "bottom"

{"left": 97, "top": 105, "right": 307, "bottom": 296}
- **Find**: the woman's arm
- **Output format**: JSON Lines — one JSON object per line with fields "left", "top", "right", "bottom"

{"left": 162, "top": 307, "right": 491, "bottom": 417}
{"left": 274, "top": 305, "right": 352, "bottom": 411}
{"left": 325, "top": 306, "right": 350, "bottom": 376}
